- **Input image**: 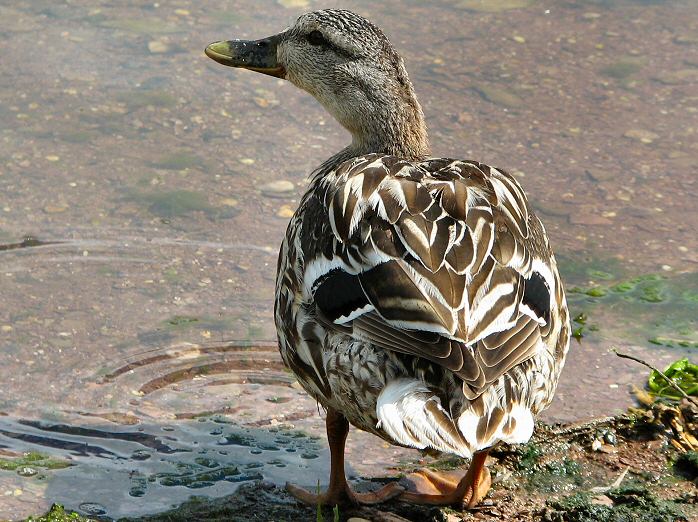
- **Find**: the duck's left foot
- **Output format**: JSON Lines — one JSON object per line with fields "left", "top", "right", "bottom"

{"left": 287, "top": 407, "right": 404, "bottom": 507}
{"left": 400, "top": 451, "right": 491, "bottom": 509}
{"left": 286, "top": 481, "right": 404, "bottom": 507}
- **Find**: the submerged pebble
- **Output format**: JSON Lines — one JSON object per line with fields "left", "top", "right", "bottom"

{"left": 261, "top": 180, "right": 295, "bottom": 197}
{"left": 43, "top": 204, "right": 68, "bottom": 213}
{"left": 148, "top": 40, "right": 169, "bottom": 54}
{"left": 472, "top": 83, "right": 524, "bottom": 108}
{"left": 276, "top": 205, "right": 295, "bottom": 218}
{"left": 624, "top": 129, "right": 659, "bottom": 144}
{"left": 17, "top": 466, "right": 37, "bottom": 477}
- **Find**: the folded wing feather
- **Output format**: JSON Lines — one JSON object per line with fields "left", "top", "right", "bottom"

{"left": 310, "top": 154, "right": 552, "bottom": 398}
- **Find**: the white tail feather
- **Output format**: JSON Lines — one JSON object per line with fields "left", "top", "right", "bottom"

{"left": 376, "top": 379, "right": 473, "bottom": 458}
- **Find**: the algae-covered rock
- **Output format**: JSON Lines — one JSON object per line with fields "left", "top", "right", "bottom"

{"left": 600, "top": 58, "right": 645, "bottom": 80}
{"left": 151, "top": 152, "right": 204, "bottom": 170}
{"left": 0, "top": 451, "right": 72, "bottom": 472}
{"left": 141, "top": 190, "right": 212, "bottom": 217}
{"left": 129, "top": 190, "right": 239, "bottom": 219}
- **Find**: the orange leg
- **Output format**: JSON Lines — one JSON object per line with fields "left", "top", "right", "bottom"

{"left": 286, "top": 408, "right": 404, "bottom": 507}
{"left": 400, "top": 450, "right": 491, "bottom": 509}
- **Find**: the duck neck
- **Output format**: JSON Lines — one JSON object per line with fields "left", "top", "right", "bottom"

{"left": 348, "top": 91, "right": 431, "bottom": 161}
{"left": 316, "top": 84, "right": 430, "bottom": 178}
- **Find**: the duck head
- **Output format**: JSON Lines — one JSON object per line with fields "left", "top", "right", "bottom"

{"left": 205, "top": 9, "right": 430, "bottom": 160}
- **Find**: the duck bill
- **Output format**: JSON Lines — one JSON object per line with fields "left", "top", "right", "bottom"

{"left": 205, "top": 34, "right": 286, "bottom": 79}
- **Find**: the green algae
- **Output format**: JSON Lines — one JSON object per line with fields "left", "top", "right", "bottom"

{"left": 128, "top": 187, "right": 240, "bottom": 220}
{"left": 151, "top": 152, "right": 204, "bottom": 171}
{"left": 588, "top": 270, "right": 615, "bottom": 281}
{"left": 162, "top": 267, "right": 182, "bottom": 283}
{"left": 571, "top": 311, "right": 599, "bottom": 341}
{"left": 585, "top": 286, "right": 608, "bottom": 298}
{"left": 600, "top": 59, "right": 644, "bottom": 80}
{"left": 560, "top": 258, "right": 698, "bottom": 349}
{"left": 118, "top": 90, "right": 178, "bottom": 110}
{"left": 59, "top": 130, "right": 95, "bottom": 144}
{"left": 546, "top": 484, "right": 688, "bottom": 522}
{"left": 515, "top": 442, "right": 544, "bottom": 472}
{"left": 649, "top": 337, "right": 698, "bottom": 349}
{"left": 131, "top": 190, "right": 215, "bottom": 218}
{"left": 22, "top": 504, "right": 91, "bottom": 522}
{"left": 526, "top": 458, "right": 583, "bottom": 492}
{"left": 166, "top": 315, "right": 199, "bottom": 327}
{"left": 501, "top": 440, "right": 585, "bottom": 493}
{"left": 162, "top": 314, "right": 236, "bottom": 333}
{"left": 674, "top": 451, "right": 698, "bottom": 481}
{"left": 424, "top": 454, "right": 467, "bottom": 472}
{"left": 0, "top": 451, "right": 72, "bottom": 472}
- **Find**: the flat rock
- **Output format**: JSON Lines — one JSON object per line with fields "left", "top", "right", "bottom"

{"left": 624, "top": 129, "right": 659, "bottom": 144}
{"left": 276, "top": 204, "right": 295, "bottom": 218}
{"left": 148, "top": 40, "right": 169, "bottom": 54}
{"left": 586, "top": 168, "right": 615, "bottom": 182}
{"left": 261, "top": 180, "right": 295, "bottom": 197}
{"left": 472, "top": 83, "right": 523, "bottom": 108}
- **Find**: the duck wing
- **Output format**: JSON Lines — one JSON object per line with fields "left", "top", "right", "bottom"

{"left": 304, "top": 154, "right": 558, "bottom": 399}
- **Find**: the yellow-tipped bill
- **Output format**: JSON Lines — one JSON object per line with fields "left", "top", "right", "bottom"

{"left": 205, "top": 35, "right": 286, "bottom": 78}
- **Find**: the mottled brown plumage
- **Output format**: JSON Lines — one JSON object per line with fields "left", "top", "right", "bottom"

{"left": 206, "top": 8, "right": 570, "bottom": 509}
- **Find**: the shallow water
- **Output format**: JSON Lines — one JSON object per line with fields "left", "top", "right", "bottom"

{"left": 0, "top": 0, "right": 696, "bottom": 518}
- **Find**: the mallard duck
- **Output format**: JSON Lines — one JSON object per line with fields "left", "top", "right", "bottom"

{"left": 205, "top": 9, "right": 570, "bottom": 509}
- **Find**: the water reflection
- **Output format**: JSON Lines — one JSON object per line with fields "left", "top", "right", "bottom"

{"left": 1, "top": 0, "right": 696, "bottom": 518}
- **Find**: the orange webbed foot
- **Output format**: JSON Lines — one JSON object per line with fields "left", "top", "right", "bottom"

{"left": 286, "top": 480, "right": 404, "bottom": 507}
{"left": 399, "top": 451, "right": 492, "bottom": 509}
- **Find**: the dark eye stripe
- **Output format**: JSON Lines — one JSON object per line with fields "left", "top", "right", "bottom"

{"left": 304, "top": 30, "right": 355, "bottom": 59}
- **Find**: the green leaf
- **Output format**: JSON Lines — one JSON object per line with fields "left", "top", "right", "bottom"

{"left": 647, "top": 358, "right": 698, "bottom": 399}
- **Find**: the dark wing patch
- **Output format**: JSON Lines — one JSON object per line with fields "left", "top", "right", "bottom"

{"left": 359, "top": 260, "right": 457, "bottom": 335}
{"left": 522, "top": 272, "right": 550, "bottom": 323}
{"left": 314, "top": 269, "right": 370, "bottom": 323}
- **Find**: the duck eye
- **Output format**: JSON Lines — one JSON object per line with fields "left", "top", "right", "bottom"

{"left": 307, "top": 30, "right": 326, "bottom": 46}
